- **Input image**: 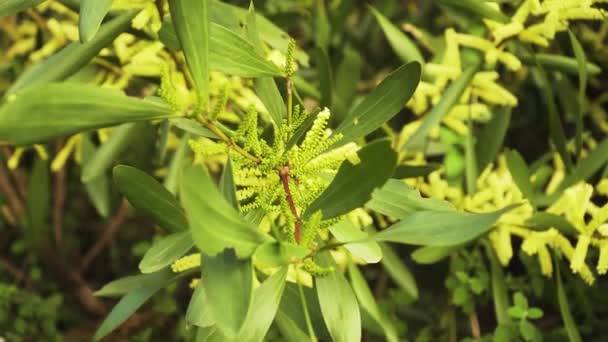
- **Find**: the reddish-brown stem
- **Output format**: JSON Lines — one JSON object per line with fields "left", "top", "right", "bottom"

{"left": 279, "top": 166, "right": 301, "bottom": 244}
{"left": 80, "top": 200, "right": 130, "bottom": 273}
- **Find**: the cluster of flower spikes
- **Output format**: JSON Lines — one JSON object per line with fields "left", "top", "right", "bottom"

{"left": 412, "top": 152, "right": 608, "bottom": 285}
{"left": 403, "top": 0, "right": 606, "bottom": 139}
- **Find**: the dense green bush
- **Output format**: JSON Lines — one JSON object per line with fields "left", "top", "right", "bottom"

{"left": 0, "top": 0, "right": 607, "bottom": 341}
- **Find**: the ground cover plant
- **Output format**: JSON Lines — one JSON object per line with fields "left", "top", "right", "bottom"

{"left": 0, "top": 0, "right": 607, "bottom": 341}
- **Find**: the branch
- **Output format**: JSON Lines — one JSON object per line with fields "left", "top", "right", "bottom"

{"left": 279, "top": 166, "right": 301, "bottom": 244}
{"left": 0, "top": 160, "right": 24, "bottom": 220}
{"left": 80, "top": 200, "right": 130, "bottom": 273}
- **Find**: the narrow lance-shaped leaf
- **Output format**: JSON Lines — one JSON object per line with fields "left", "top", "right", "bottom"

{"left": 475, "top": 106, "right": 511, "bottom": 173}
{"left": 202, "top": 249, "right": 253, "bottom": 337}
{"left": 113, "top": 165, "right": 188, "bottom": 233}
{"left": 159, "top": 20, "right": 283, "bottom": 78}
{"left": 82, "top": 123, "right": 139, "bottom": 182}
{"left": 180, "top": 165, "right": 270, "bottom": 258}
{"left": 348, "top": 263, "right": 399, "bottom": 342}
{"left": 305, "top": 139, "right": 397, "bottom": 220}
{"left": 334, "top": 62, "right": 421, "bottom": 145}
{"left": 81, "top": 134, "right": 111, "bottom": 218}
{"left": 219, "top": 158, "right": 238, "bottom": 210}
{"left": 380, "top": 243, "right": 418, "bottom": 299}
{"left": 505, "top": 149, "right": 536, "bottom": 206}
{"left": 556, "top": 256, "right": 582, "bottom": 342}
{"left": 95, "top": 269, "right": 174, "bottom": 297}
{"left": 329, "top": 220, "right": 382, "bottom": 264}
{"left": 366, "top": 178, "right": 455, "bottom": 220}
{"left": 139, "top": 231, "right": 194, "bottom": 274}
{"left": 0, "top": 0, "right": 44, "bottom": 18}
{"left": 375, "top": 205, "right": 517, "bottom": 246}
{"left": 568, "top": 30, "right": 587, "bottom": 159}
{"left": 484, "top": 243, "right": 511, "bottom": 325}
{"left": 315, "top": 252, "right": 361, "bottom": 342}
{"left": 405, "top": 64, "right": 479, "bottom": 150}
{"left": 438, "top": 0, "right": 510, "bottom": 23}
{"left": 519, "top": 54, "right": 601, "bottom": 76}
{"left": 0, "top": 84, "right": 174, "bottom": 145}
{"left": 236, "top": 266, "right": 289, "bottom": 342}
{"left": 245, "top": 3, "right": 284, "bottom": 125}
{"left": 8, "top": 11, "right": 137, "bottom": 95}
{"left": 79, "top": 0, "right": 113, "bottom": 43}
{"left": 168, "top": 0, "right": 210, "bottom": 106}
{"left": 370, "top": 5, "right": 424, "bottom": 64}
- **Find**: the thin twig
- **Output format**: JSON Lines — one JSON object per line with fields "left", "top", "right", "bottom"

{"left": 53, "top": 140, "right": 67, "bottom": 246}
{"left": 280, "top": 166, "right": 302, "bottom": 244}
{"left": 80, "top": 200, "right": 131, "bottom": 273}
{"left": 469, "top": 310, "right": 481, "bottom": 341}
{"left": 200, "top": 117, "right": 261, "bottom": 164}
{"left": 0, "top": 255, "right": 29, "bottom": 287}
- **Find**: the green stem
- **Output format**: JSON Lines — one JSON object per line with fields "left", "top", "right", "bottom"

{"left": 297, "top": 279, "right": 317, "bottom": 342}
{"left": 287, "top": 77, "right": 294, "bottom": 127}
{"left": 198, "top": 116, "right": 261, "bottom": 164}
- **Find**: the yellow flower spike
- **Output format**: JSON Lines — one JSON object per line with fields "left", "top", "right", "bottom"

{"left": 538, "top": 245, "right": 553, "bottom": 277}
{"left": 51, "top": 134, "right": 81, "bottom": 172}
{"left": 522, "top": 235, "right": 543, "bottom": 255}
{"left": 597, "top": 179, "right": 608, "bottom": 195}
{"left": 455, "top": 33, "right": 494, "bottom": 51}
{"left": 518, "top": 30, "right": 550, "bottom": 47}
{"left": 559, "top": 8, "right": 606, "bottom": 20}
{"left": 492, "top": 22, "right": 524, "bottom": 44}
{"left": 189, "top": 278, "right": 201, "bottom": 289}
{"left": 588, "top": 203, "right": 608, "bottom": 232}
{"left": 444, "top": 28, "right": 461, "bottom": 72}
{"left": 33, "top": 145, "right": 48, "bottom": 160}
{"left": 490, "top": 227, "right": 513, "bottom": 265}
{"left": 571, "top": 235, "right": 591, "bottom": 273}
{"left": 7, "top": 148, "right": 25, "bottom": 170}
{"left": 171, "top": 253, "right": 201, "bottom": 273}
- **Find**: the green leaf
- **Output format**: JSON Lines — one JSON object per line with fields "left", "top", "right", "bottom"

{"left": 405, "top": 64, "right": 478, "bottom": 150}
{"left": 236, "top": 267, "right": 288, "bottom": 342}
{"left": 334, "top": 45, "right": 362, "bottom": 120}
{"left": 533, "top": 65, "right": 573, "bottom": 171}
{"left": 180, "top": 165, "right": 269, "bottom": 257}
{"left": 369, "top": 6, "right": 424, "bottom": 64}
{"left": 348, "top": 263, "right": 399, "bottom": 342}
{"left": 245, "top": 3, "right": 284, "bottom": 125}
{"left": 366, "top": 178, "right": 455, "bottom": 219}
{"left": 187, "top": 284, "right": 215, "bottom": 328}
{"left": 81, "top": 134, "right": 111, "bottom": 218}
{"left": 375, "top": 205, "right": 517, "bottom": 246}
{"left": 315, "top": 252, "right": 361, "bottom": 342}
{"left": 556, "top": 258, "right": 582, "bottom": 342}
{"left": 95, "top": 269, "right": 174, "bottom": 297}
{"left": 558, "top": 137, "right": 608, "bottom": 191}
{"left": 171, "top": 118, "right": 217, "bottom": 138}
{"left": 316, "top": 47, "right": 333, "bottom": 109}
{"left": 7, "top": 11, "right": 136, "bottom": 95}
{"left": 93, "top": 272, "right": 179, "bottom": 341}
{"left": 113, "top": 165, "right": 187, "bottom": 233}
{"left": 438, "top": 0, "right": 510, "bottom": 23}
{"left": 411, "top": 245, "right": 458, "bottom": 264}
{"left": 79, "top": 0, "right": 112, "bottom": 43}
{"left": 519, "top": 319, "right": 536, "bottom": 341}
{"left": 139, "top": 232, "right": 194, "bottom": 274}
{"left": 505, "top": 149, "right": 536, "bottom": 205}
{"left": 329, "top": 220, "right": 382, "bottom": 264}
{"left": 0, "top": 84, "right": 174, "bottom": 145}
{"left": 202, "top": 249, "right": 253, "bottom": 337}
{"left": 219, "top": 158, "right": 238, "bottom": 210}
{"left": 485, "top": 243, "right": 511, "bottom": 325}
{"left": 82, "top": 123, "right": 138, "bottom": 182}
{"left": 274, "top": 311, "right": 311, "bottom": 342}
{"left": 520, "top": 54, "right": 601, "bottom": 76}
{"left": 392, "top": 163, "right": 441, "bottom": 179}
{"left": 0, "top": 0, "right": 42, "bottom": 16}
{"left": 168, "top": 0, "right": 210, "bottom": 105}
{"left": 254, "top": 241, "right": 309, "bottom": 268}
{"left": 305, "top": 139, "right": 397, "bottom": 220}
{"left": 334, "top": 62, "right": 421, "bottom": 144}
{"left": 476, "top": 107, "right": 511, "bottom": 173}
{"left": 209, "top": 23, "right": 283, "bottom": 77}
{"left": 164, "top": 133, "right": 191, "bottom": 194}
{"left": 525, "top": 212, "right": 578, "bottom": 236}
{"left": 528, "top": 308, "right": 543, "bottom": 320}
{"left": 380, "top": 243, "right": 419, "bottom": 299}
{"left": 313, "top": 0, "right": 331, "bottom": 49}
{"left": 568, "top": 30, "right": 587, "bottom": 159}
